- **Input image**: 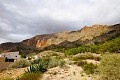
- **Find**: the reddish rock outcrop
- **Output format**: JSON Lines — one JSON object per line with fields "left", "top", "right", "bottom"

{"left": 0, "top": 23, "right": 120, "bottom": 53}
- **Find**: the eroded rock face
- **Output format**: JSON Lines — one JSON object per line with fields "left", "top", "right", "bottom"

{"left": 21, "top": 34, "right": 55, "bottom": 48}
{"left": 0, "top": 24, "right": 120, "bottom": 52}
{"left": 20, "top": 24, "right": 120, "bottom": 48}
{"left": 36, "top": 39, "right": 48, "bottom": 48}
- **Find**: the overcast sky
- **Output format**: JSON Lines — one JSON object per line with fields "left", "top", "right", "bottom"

{"left": 0, "top": 0, "right": 120, "bottom": 43}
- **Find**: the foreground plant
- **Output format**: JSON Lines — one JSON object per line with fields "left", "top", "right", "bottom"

{"left": 17, "top": 72, "right": 42, "bottom": 80}
{"left": 98, "top": 54, "right": 120, "bottom": 80}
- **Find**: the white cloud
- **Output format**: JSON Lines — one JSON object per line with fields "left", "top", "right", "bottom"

{"left": 0, "top": 0, "right": 120, "bottom": 43}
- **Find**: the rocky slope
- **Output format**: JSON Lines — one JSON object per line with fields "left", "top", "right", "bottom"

{"left": 0, "top": 24, "right": 120, "bottom": 52}
{"left": 0, "top": 42, "right": 20, "bottom": 52}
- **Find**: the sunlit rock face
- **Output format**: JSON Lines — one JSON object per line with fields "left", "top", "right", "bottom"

{"left": 0, "top": 24, "right": 120, "bottom": 52}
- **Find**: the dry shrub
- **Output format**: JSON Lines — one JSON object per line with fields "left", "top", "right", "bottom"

{"left": 9, "top": 59, "right": 30, "bottom": 69}
{"left": 98, "top": 54, "right": 120, "bottom": 80}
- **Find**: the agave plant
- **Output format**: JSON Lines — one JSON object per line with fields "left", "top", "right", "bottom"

{"left": 27, "top": 60, "right": 49, "bottom": 73}
{"left": 36, "top": 63, "right": 47, "bottom": 73}
{"left": 27, "top": 65, "right": 37, "bottom": 73}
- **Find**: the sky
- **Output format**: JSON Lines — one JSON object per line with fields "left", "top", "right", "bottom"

{"left": 0, "top": 0, "right": 120, "bottom": 43}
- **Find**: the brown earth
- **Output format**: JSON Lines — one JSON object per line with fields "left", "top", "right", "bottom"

{"left": 0, "top": 57, "right": 13, "bottom": 72}
{"left": 0, "top": 68, "right": 27, "bottom": 79}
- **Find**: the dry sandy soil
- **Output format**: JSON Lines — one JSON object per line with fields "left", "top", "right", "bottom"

{"left": 0, "top": 63, "right": 98, "bottom": 80}
{"left": 0, "top": 56, "right": 99, "bottom": 80}
{"left": 0, "top": 68, "right": 27, "bottom": 79}
{"left": 41, "top": 64, "right": 97, "bottom": 80}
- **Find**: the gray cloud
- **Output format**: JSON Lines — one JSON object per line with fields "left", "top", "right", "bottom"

{"left": 0, "top": 0, "right": 120, "bottom": 43}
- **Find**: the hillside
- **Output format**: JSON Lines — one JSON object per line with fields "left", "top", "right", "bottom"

{"left": 0, "top": 24, "right": 120, "bottom": 53}
{"left": 0, "top": 24, "right": 120, "bottom": 80}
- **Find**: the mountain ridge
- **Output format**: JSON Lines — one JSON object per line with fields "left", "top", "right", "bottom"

{"left": 0, "top": 23, "right": 120, "bottom": 53}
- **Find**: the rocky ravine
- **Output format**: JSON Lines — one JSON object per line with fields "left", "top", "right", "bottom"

{"left": 0, "top": 24, "right": 120, "bottom": 52}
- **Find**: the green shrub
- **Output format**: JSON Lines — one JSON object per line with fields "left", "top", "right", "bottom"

{"left": 28, "top": 57, "right": 65, "bottom": 73}
{"left": 31, "top": 58, "right": 50, "bottom": 65}
{"left": 48, "top": 57, "right": 65, "bottom": 68}
{"left": 72, "top": 53, "right": 93, "bottom": 61}
{"left": 59, "top": 60, "right": 66, "bottom": 67}
{"left": 82, "top": 63, "right": 97, "bottom": 74}
{"left": 27, "top": 63, "right": 47, "bottom": 73}
{"left": 64, "top": 46, "right": 87, "bottom": 55}
{"left": 98, "top": 54, "right": 120, "bottom": 80}
{"left": 17, "top": 72, "right": 42, "bottom": 80}
{"left": 9, "top": 59, "right": 30, "bottom": 68}
{"left": 63, "top": 36, "right": 120, "bottom": 54}
{"left": 93, "top": 56, "right": 101, "bottom": 61}
{"left": 74, "top": 60, "right": 87, "bottom": 66}
{"left": 28, "top": 58, "right": 49, "bottom": 73}
{"left": 51, "top": 52, "right": 59, "bottom": 56}
{"left": 20, "top": 54, "right": 27, "bottom": 58}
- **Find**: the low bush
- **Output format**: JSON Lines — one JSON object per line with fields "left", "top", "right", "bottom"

{"left": 9, "top": 59, "right": 30, "bottom": 69}
{"left": 27, "top": 63, "right": 47, "bottom": 73}
{"left": 31, "top": 58, "right": 50, "bottom": 65}
{"left": 28, "top": 58, "right": 49, "bottom": 73}
{"left": 51, "top": 52, "right": 59, "bottom": 56}
{"left": 64, "top": 46, "right": 87, "bottom": 55}
{"left": 72, "top": 53, "right": 100, "bottom": 61}
{"left": 74, "top": 60, "right": 87, "bottom": 66}
{"left": 82, "top": 63, "right": 97, "bottom": 74}
{"left": 27, "top": 57, "right": 65, "bottom": 73}
{"left": 17, "top": 72, "right": 42, "bottom": 80}
{"left": 98, "top": 54, "right": 120, "bottom": 80}
{"left": 48, "top": 57, "right": 65, "bottom": 68}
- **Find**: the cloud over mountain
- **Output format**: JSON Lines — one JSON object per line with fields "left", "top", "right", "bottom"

{"left": 0, "top": 0, "right": 120, "bottom": 43}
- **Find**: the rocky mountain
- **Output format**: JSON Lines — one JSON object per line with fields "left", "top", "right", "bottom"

{"left": 0, "top": 24, "right": 120, "bottom": 53}
{"left": 0, "top": 42, "right": 20, "bottom": 53}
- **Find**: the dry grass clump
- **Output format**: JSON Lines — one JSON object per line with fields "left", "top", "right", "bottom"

{"left": 9, "top": 59, "right": 30, "bottom": 69}
{"left": 72, "top": 53, "right": 101, "bottom": 61}
{"left": 16, "top": 72, "right": 42, "bottom": 80}
{"left": 0, "top": 77, "right": 14, "bottom": 80}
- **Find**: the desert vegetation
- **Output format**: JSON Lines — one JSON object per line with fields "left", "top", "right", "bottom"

{"left": 17, "top": 72, "right": 42, "bottom": 80}
{"left": 98, "top": 54, "right": 120, "bottom": 80}
{"left": 0, "top": 33, "right": 120, "bottom": 80}
{"left": 9, "top": 59, "right": 30, "bottom": 69}
{"left": 72, "top": 53, "right": 101, "bottom": 61}
{"left": 14, "top": 56, "right": 65, "bottom": 80}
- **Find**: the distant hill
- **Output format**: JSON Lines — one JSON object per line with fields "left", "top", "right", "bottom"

{"left": 0, "top": 23, "right": 120, "bottom": 53}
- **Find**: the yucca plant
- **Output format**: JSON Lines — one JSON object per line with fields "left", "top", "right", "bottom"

{"left": 27, "top": 65, "right": 37, "bottom": 73}
{"left": 27, "top": 59, "right": 49, "bottom": 73}
{"left": 36, "top": 63, "right": 47, "bottom": 72}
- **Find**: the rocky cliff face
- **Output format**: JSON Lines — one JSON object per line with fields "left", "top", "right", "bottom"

{"left": 21, "top": 24, "right": 120, "bottom": 48}
{"left": 0, "top": 24, "right": 120, "bottom": 52}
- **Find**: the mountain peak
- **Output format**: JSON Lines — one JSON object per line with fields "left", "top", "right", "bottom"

{"left": 81, "top": 26, "right": 90, "bottom": 31}
{"left": 0, "top": 24, "right": 120, "bottom": 53}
